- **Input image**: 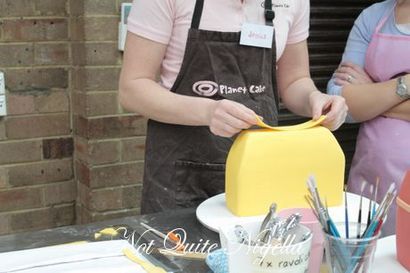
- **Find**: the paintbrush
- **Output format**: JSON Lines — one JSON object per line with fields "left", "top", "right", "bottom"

{"left": 344, "top": 184, "right": 349, "bottom": 238}
{"left": 356, "top": 181, "right": 367, "bottom": 238}
{"left": 307, "top": 177, "right": 329, "bottom": 232}
{"left": 305, "top": 195, "right": 320, "bottom": 221}
{"left": 366, "top": 184, "right": 374, "bottom": 229}
{"left": 140, "top": 222, "right": 184, "bottom": 251}
{"left": 344, "top": 185, "right": 349, "bottom": 239}
{"left": 372, "top": 177, "right": 380, "bottom": 219}
{"left": 346, "top": 183, "right": 397, "bottom": 273}
{"left": 362, "top": 183, "right": 396, "bottom": 237}
{"left": 307, "top": 176, "right": 323, "bottom": 210}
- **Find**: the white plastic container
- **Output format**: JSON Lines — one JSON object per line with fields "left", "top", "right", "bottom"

{"left": 219, "top": 221, "right": 312, "bottom": 273}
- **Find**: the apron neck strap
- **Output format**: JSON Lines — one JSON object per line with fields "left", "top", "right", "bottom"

{"left": 264, "top": 0, "right": 275, "bottom": 26}
{"left": 190, "top": 0, "right": 276, "bottom": 30}
{"left": 375, "top": 1, "right": 397, "bottom": 33}
{"left": 191, "top": 0, "right": 204, "bottom": 30}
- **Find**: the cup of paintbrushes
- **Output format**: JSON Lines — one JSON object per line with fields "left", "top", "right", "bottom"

{"left": 324, "top": 222, "right": 379, "bottom": 273}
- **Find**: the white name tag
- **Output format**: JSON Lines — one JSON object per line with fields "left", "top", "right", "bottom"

{"left": 240, "top": 23, "right": 274, "bottom": 49}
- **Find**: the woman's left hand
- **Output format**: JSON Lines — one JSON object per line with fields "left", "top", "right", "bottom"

{"left": 334, "top": 62, "right": 374, "bottom": 86}
{"left": 309, "top": 91, "right": 348, "bottom": 131}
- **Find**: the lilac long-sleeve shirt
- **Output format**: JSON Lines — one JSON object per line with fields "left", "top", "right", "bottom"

{"left": 326, "top": 0, "right": 410, "bottom": 123}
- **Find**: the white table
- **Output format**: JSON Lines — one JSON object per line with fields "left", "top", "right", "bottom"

{"left": 373, "top": 236, "right": 408, "bottom": 273}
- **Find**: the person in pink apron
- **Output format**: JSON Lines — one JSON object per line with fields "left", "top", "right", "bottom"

{"left": 327, "top": 0, "right": 410, "bottom": 235}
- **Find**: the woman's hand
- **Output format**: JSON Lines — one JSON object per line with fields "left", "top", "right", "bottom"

{"left": 334, "top": 62, "right": 374, "bottom": 86}
{"left": 309, "top": 91, "right": 348, "bottom": 131}
{"left": 206, "top": 100, "right": 258, "bottom": 137}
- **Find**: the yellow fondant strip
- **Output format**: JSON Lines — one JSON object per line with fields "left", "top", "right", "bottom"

{"left": 256, "top": 115, "right": 327, "bottom": 131}
{"left": 397, "top": 197, "right": 410, "bottom": 213}
{"left": 94, "top": 227, "right": 120, "bottom": 239}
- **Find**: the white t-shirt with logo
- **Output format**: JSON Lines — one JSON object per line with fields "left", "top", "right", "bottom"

{"left": 127, "top": 0, "right": 310, "bottom": 90}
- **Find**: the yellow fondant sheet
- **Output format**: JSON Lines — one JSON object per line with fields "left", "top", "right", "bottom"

{"left": 226, "top": 116, "right": 345, "bottom": 216}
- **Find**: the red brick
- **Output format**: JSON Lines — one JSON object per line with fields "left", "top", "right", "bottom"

{"left": 34, "top": 43, "right": 69, "bottom": 65}
{"left": 35, "top": 91, "right": 70, "bottom": 113}
{"left": 2, "top": 19, "right": 68, "bottom": 42}
{"left": 84, "top": 0, "right": 117, "bottom": 15}
{"left": 70, "top": 0, "right": 117, "bottom": 16}
{"left": 89, "top": 162, "right": 142, "bottom": 189}
{"left": 76, "top": 203, "right": 92, "bottom": 224}
{"left": 75, "top": 115, "right": 147, "bottom": 139}
{"left": 73, "top": 67, "right": 120, "bottom": 91}
{"left": 0, "top": 0, "right": 67, "bottom": 17}
{"left": 90, "top": 184, "right": 141, "bottom": 212}
{"left": 71, "top": 17, "right": 118, "bottom": 41}
{"left": 74, "top": 137, "right": 88, "bottom": 162}
{"left": 0, "top": 0, "right": 33, "bottom": 17}
{"left": 122, "top": 183, "right": 142, "bottom": 208}
{"left": 0, "top": 140, "right": 42, "bottom": 164}
{"left": 0, "top": 214, "right": 10, "bottom": 235}
{"left": 5, "top": 68, "right": 69, "bottom": 92}
{"left": 77, "top": 182, "right": 90, "bottom": 207}
{"left": 34, "top": 0, "right": 67, "bottom": 16}
{"left": 72, "top": 92, "right": 87, "bottom": 116}
{"left": 43, "top": 180, "right": 76, "bottom": 206}
{"left": 8, "top": 159, "right": 73, "bottom": 187}
{"left": 69, "top": 0, "right": 83, "bottom": 16}
{"left": 7, "top": 93, "right": 36, "bottom": 115}
{"left": 43, "top": 137, "right": 74, "bottom": 159}
{"left": 0, "top": 187, "right": 43, "bottom": 212}
{"left": 9, "top": 204, "right": 75, "bottom": 232}
{"left": 121, "top": 137, "right": 145, "bottom": 162}
{"left": 0, "top": 120, "right": 5, "bottom": 140}
{"left": 6, "top": 113, "right": 71, "bottom": 139}
{"left": 7, "top": 91, "right": 69, "bottom": 115}
{"left": 87, "top": 92, "right": 119, "bottom": 116}
{"left": 75, "top": 160, "right": 90, "bottom": 187}
{"left": 0, "top": 167, "right": 8, "bottom": 189}
{"left": 0, "top": 44, "right": 34, "bottom": 67}
{"left": 91, "top": 187, "right": 122, "bottom": 212}
{"left": 72, "top": 42, "right": 121, "bottom": 66}
{"left": 75, "top": 137, "right": 120, "bottom": 165}
{"left": 72, "top": 92, "right": 118, "bottom": 117}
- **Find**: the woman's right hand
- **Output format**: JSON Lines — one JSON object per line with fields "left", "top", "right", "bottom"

{"left": 334, "top": 62, "right": 374, "bottom": 86}
{"left": 207, "top": 100, "right": 258, "bottom": 137}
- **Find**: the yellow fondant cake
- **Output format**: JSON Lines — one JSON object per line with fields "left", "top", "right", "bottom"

{"left": 225, "top": 116, "right": 345, "bottom": 216}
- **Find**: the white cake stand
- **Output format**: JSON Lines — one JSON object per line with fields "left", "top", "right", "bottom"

{"left": 196, "top": 192, "right": 373, "bottom": 233}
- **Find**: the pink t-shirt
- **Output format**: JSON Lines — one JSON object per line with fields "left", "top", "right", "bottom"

{"left": 127, "top": 0, "right": 310, "bottom": 90}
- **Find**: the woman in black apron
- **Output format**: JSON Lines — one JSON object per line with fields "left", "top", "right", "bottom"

{"left": 119, "top": 0, "right": 348, "bottom": 214}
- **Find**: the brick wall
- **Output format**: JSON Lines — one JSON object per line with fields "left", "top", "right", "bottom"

{"left": 70, "top": 0, "right": 145, "bottom": 224}
{"left": 0, "top": 0, "right": 75, "bottom": 235}
{"left": 0, "top": 0, "right": 143, "bottom": 235}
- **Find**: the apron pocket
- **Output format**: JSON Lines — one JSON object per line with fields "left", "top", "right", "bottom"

{"left": 174, "top": 160, "right": 225, "bottom": 208}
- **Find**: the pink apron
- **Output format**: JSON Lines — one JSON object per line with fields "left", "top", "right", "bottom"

{"left": 348, "top": 3, "right": 410, "bottom": 236}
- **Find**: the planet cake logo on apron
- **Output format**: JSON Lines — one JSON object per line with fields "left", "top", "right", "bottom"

{"left": 192, "top": 81, "right": 266, "bottom": 97}
{"left": 261, "top": 1, "right": 290, "bottom": 8}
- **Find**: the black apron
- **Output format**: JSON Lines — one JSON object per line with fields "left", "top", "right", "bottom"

{"left": 141, "top": 0, "right": 279, "bottom": 214}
